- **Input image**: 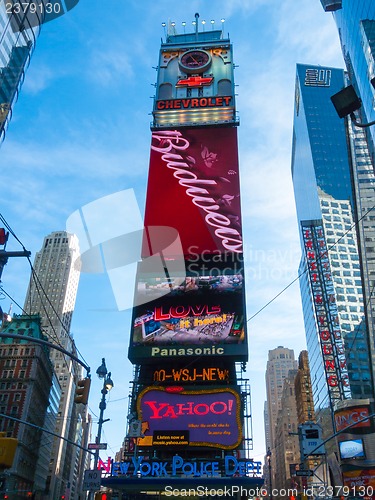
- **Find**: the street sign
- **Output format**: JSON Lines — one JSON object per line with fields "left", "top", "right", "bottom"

{"left": 128, "top": 420, "right": 142, "bottom": 437}
{"left": 88, "top": 443, "right": 107, "bottom": 450}
{"left": 296, "top": 470, "right": 314, "bottom": 477}
{"left": 83, "top": 469, "right": 102, "bottom": 491}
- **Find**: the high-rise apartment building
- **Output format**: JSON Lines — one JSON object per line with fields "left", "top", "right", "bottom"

{"left": 264, "top": 346, "right": 297, "bottom": 451}
{"left": 23, "top": 231, "right": 87, "bottom": 499}
{"left": 0, "top": 1, "right": 80, "bottom": 141}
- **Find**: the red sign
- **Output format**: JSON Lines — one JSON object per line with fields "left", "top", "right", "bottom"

{"left": 156, "top": 96, "right": 232, "bottom": 110}
{"left": 334, "top": 407, "right": 371, "bottom": 432}
{"left": 176, "top": 76, "right": 214, "bottom": 87}
{"left": 143, "top": 128, "right": 242, "bottom": 256}
{"left": 343, "top": 468, "right": 375, "bottom": 489}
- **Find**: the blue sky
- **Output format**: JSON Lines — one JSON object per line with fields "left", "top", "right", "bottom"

{"left": 1, "top": 0, "right": 345, "bottom": 463}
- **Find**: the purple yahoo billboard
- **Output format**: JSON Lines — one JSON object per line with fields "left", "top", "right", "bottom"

{"left": 136, "top": 386, "right": 242, "bottom": 449}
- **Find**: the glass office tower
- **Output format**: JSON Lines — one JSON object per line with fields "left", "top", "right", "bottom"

{"left": 320, "top": 0, "right": 375, "bottom": 403}
{"left": 292, "top": 63, "right": 373, "bottom": 415}
{"left": 320, "top": 1, "right": 375, "bottom": 134}
{"left": 292, "top": 62, "right": 375, "bottom": 489}
{"left": 0, "top": 0, "right": 80, "bottom": 141}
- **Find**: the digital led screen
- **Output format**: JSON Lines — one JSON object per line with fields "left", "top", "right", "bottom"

{"left": 143, "top": 127, "right": 242, "bottom": 257}
{"left": 136, "top": 387, "right": 242, "bottom": 449}
{"left": 339, "top": 439, "right": 365, "bottom": 460}
{"left": 334, "top": 406, "right": 372, "bottom": 433}
{"left": 128, "top": 276, "right": 247, "bottom": 363}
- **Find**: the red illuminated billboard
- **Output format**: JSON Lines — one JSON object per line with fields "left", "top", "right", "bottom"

{"left": 334, "top": 406, "right": 372, "bottom": 433}
{"left": 136, "top": 386, "right": 242, "bottom": 449}
{"left": 143, "top": 127, "right": 242, "bottom": 258}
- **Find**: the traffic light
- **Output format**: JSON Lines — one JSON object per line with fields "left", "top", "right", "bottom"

{"left": 94, "top": 492, "right": 111, "bottom": 500}
{"left": 74, "top": 378, "right": 91, "bottom": 404}
{"left": 0, "top": 433, "right": 18, "bottom": 469}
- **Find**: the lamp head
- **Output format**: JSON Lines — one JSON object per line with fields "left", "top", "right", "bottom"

{"left": 331, "top": 85, "right": 362, "bottom": 119}
{"left": 105, "top": 372, "right": 114, "bottom": 391}
{"left": 96, "top": 358, "right": 107, "bottom": 379}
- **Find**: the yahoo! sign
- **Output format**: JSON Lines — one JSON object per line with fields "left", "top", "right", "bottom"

{"left": 137, "top": 387, "right": 242, "bottom": 449}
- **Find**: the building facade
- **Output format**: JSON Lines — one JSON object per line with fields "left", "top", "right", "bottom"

{"left": 0, "top": 315, "right": 54, "bottom": 499}
{"left": 23, "top": 231, "right": 87, "bottom": 499}
{"left": 320, "top": 0, "right": 375, "bottom": 397}
{"left": 0, "top": 0, "right": 80, "bottom": 141}
{"left": 291, "top": 62, "right": 375, "bottom": 489}
{"left": 264, "top": 347, "right": 297, "bottom": 492}
{"left": 274, "top": 369, "right": 299, "bottom": 496}
{"left": 264, "top": 346, "right": 297, "bottom": 451}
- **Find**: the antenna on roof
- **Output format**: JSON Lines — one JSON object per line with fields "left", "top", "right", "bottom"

{"left": 195, "top": 12, "right": 199, "bottom": 38}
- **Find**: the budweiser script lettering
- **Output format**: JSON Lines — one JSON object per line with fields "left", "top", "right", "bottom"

{"left": 151, "top": 130, "right": 242, "bottom": 253}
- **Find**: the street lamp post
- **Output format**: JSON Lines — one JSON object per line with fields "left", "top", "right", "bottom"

{"left": 94, "top": 358, "right": 114, "bottom": 469}
{"left": 267, "top": 447, "right": 273, "bottom": 500}
{"left": 88, "top": 358, "right": 114, "bottom": 500}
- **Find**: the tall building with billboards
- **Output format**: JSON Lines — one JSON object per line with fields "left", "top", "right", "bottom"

{"left": 0, "top": 0, "right": 80, "bottom": 140}
{"left": 102, "top": 17, "right": 262, "bottom": 495}
{"left": 291, "top": 63, "right": 375, "bottom": 489}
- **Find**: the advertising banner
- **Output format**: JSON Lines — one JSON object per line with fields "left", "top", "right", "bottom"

{"left": 342, "top": 467, "right": 375, "bottom": 489}
{"left": 136, "top": 386, "right": 242, "bottom": 449}
{"left": 143, "top": 127, "right": 242, "bottom": 257}
{"left": 128, "top": 272, "right": 247, "bottom": 363}
{"left": 334, "top": 406, "right": 373, "bottom": 433}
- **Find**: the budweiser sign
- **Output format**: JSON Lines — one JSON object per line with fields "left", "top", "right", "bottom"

{"left": 144, "top": 128, "right": 243, "bottom": 256}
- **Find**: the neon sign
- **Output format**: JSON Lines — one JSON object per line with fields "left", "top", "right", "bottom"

{"left": 98, "top": 455, "right": 262, "bottom": 478}
{"left": 153, "top": 367, "right": 230, "bottom": 383}
{"left": 302, "top": 223, "right": 351, "bottom": 404}
{"left": 156, "top": 96, "right": 232, "bottom": 110}
{"left": 136, "top": 387, "right": 241, "bottom": 449}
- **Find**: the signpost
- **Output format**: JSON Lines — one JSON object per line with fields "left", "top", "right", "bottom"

{"left": 88, "top": 443, "right": 107, "bottom": 450}
{"left": 296, "top": 470, "right": 314, "bottom": 477}
{"left": 83, "top": 469, "right": 102, "bottom": 491}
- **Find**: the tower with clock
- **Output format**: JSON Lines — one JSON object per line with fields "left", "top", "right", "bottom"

{"left": 153, "top": 15, "right": 237, "bottom": 128}
{"left": 101, "top": 14, "right": 260, "bottom": 497}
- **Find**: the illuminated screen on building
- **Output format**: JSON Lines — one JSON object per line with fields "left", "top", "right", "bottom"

{"left": 143, "top": 127, "right": 242, "bottom": 258}
{"left": 136, "top": 386, "right": 242, "bottom": 449}
{"left": 128, "top": 271, "right": 247, "bottom": 363}
{"left": 334, "top": 406, "right": 373, "bottom": 433}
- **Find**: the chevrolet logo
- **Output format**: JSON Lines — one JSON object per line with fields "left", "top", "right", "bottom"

{"left": 176, "top": 76, "right": 214, "bottom": 88}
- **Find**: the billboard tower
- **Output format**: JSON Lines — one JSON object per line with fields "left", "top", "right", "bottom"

{"left": 103, "top": 14, "right": 261, "bottom": 495}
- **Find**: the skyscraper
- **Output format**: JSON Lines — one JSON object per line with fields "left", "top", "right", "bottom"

{"left": 0, "top": 0, "right": 81, "bottom": 140}
{"left": 320, "top": 1, "right": 375, "bottom": 143}
{"left": 291, "top": 62, "right": 375, "bottom": 489}
{"left": 23, "top": 231, "right": 86, "bottom": 499}
{"left": 264, "top": 346, "right": 297, "bottom": 451}
{"left": 320, "top": 0, "right": 375, "bottom": 398}
{"left": 0, "top": 315, "right": 54, "bottom": 496}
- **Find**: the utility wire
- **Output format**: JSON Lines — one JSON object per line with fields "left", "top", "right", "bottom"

{"left": 0, "top": 212, "right": 89, "bottom": 369}
{"left": 247, "top": 200, "right": 375, "bottom": 323}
